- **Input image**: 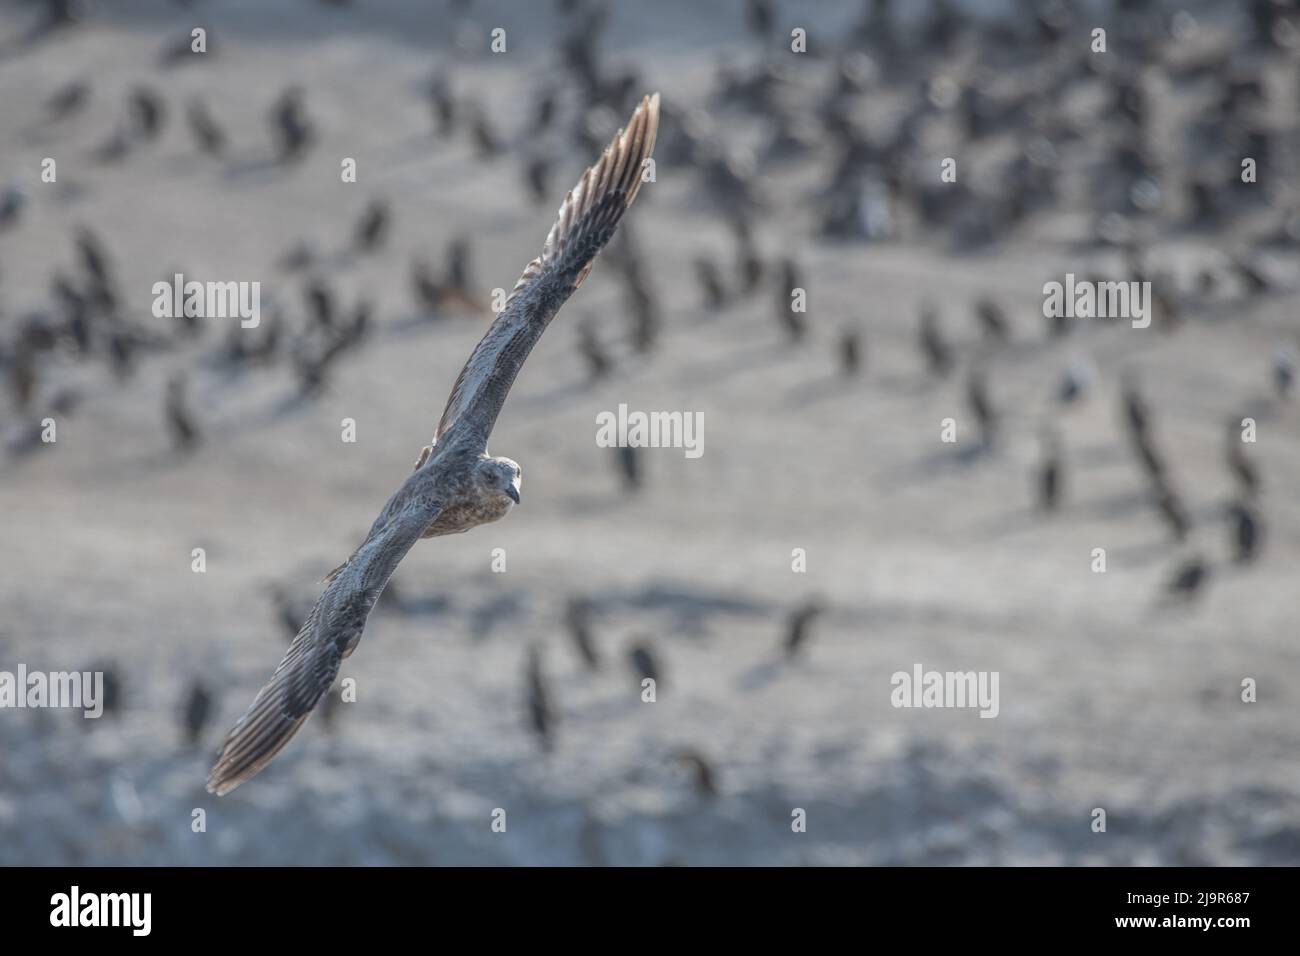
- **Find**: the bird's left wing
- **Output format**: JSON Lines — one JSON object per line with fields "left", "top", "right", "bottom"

{"left": 206, "top": 493, "right": 441, "bottom": 795}
{"left": 434, "top": 92, "right": 660, "bottom": 450}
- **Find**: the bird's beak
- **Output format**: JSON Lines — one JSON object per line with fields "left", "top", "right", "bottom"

{"left": 506, "top": 485, "right": 520, "bottom": 504}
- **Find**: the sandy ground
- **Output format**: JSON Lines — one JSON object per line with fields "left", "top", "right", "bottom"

{"left": 0, "top": 0, "right": 1298, "bottom": 865}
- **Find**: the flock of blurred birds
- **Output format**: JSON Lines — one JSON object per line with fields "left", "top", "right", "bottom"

{"left": 0, "top": 0, "right": 1297, "bottom": 779}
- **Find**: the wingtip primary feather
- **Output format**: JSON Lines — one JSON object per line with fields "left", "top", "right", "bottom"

{"left": 506, "top": 92, "right": 660, "bottom": 305}
{"left": 206, "top": 708, "right": 312, "bottom": 795}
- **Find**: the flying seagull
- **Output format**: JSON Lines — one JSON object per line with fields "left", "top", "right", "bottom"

{"left": 207, "top": 93, "right": 660, "bottom": 796}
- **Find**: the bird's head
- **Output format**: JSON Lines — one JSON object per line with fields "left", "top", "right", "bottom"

{"left": 477, "top": 456, "right": 521, "bottom": 505}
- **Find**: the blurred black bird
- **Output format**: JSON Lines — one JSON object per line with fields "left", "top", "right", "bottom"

{"left": 1225, "top": 422, "right": 1260, "bottom": 497}
{"left": 966, "top": 368, "right": 997, "bottom": 446}
{"left": 526, "top": 644, "right": 555, "bottom": 752}
{"left": 159, "top": 29, "right": 206, "bottom": 67}
{"left": 245, "top": 309, "right": 282, "bottom": 362}
{"left": 616, "top": 443, "right": 641, "bottom": 492}
{"left": 45, "top": 78, "right": 89, "bottom": 121}
{"left": 1232, "top": 253, "right": 1269, "bottom": 295}
{"left": 107, "top": 329, "right": 135, "bottom": 380}
{"left": 1166, "top": 556, "right": 1208, "bottom": 600}
{"left": 1150, "top": 284, "right": 1180, "bottom": 333}
{"left": 776, "top": 258, "right": 806, "bottom": 342}
{"left": 409, "top": 243, "right": 482, "bottom": 316}
{"left": 975, "top": 297, "right": 1010, "bottom": 343}
{"left": 304, "top": 279, "right": 335, "bottom": 331}
{"left": 1120, "top": 372, "right": 1150, "bottom": 439}
{"left": 564, "top": 596, "right": 600, "bottom": 671}
{"left": 1155, "top": 482, "right": 1190, "bottom": 542}
{"left": 0, "top": 183, "right": 26, "bottom": 231}
{"left": 532, "top": 86, "right": 558, "bottom": 134}
{"left": 270, "top": 585, "right": 305, "bottom": 644}
{"left": 52, "top": 271, "right": 92, "bottom": 352}
{"left": 165, "top": 374, "right": 200, "bottom": 451}
{"left": 733, "top": 218, "right": 764, "bottom": 294}
{"left": 1037, "top": 429, "right": 1062, "bottom": 513}
{"left": 271, "top": 87, "right": 314, "bottom": 161}
{"left": 470, "top": 102, "right": 503, "bottom": 159}
{"left": 185, "top": 98, "right": 226, "bottom": 156}
{"left": 626, "top": 271, "right": 660, "bottom": 353}
{"left": 180, "top": 679, "right": 212, "bottom": 749}
{"left": 166, "top": 270, "right": 202, "bottom": 338}
{"left": 746, "top": 0, "right": 774, "bottom": 40}
{"left": 128, "top": 86, "right": 165, "bottom": 140}
{"left": 1056, "top": 358, "right": 1094, "bottom": 405}
{"left": 91, "top": 126, "right": 132, "bottom": 164}
{"left": 784, "top": 599, "right": 823, "bottom": 659}
{"left": 354, "top": 199, "right": 390, "bottom": 252}
{"left": 838, "top": 327, "right": 861, "bottom": 377}
{"left": 628, "top": 640, "right": 660, "bottom": 689}
{"left": 278, "top": 240, "right": 317, "bottom": 273}
{"left": 447, "top": 236, "right": 475, "bottom": 294}
{"left": 97, "top": 663, "right": 123, "bottom": 719}
{"left": 694, "top": 255, "right": 727, "bottom": 310}
{"left": 918, "top": 306, "right": 953, "bottom": 377}
{"left": 9, "top": 341, "right": 36, "bottom": 408}
{"left": 1133, "top": 431, "right": 1166, "bottom": 482}
{"left": 17, "top": 0, "right": 84, "bottom": 51}
{"left": 1227, "top": 501, "right": 1260, "bottom": 563}
{"left": 1273, "top": 347, "right": 1295, "bottom": 400}
{"left": 577, "top": 318, "right": 612, "bottom": 382}
{"left": 294, "top": 348, "right": 330, "bottom": 397}
{"left": 673, "top": 747, "right": 718, "bottom": 798}
{"left": 427, "top": 70, "right": 457, "bottom": 137}
{"left": 343, "top": 298, "right": 371, "bottom": 348}
{"left": 75, "top": 228, "right": 111, "bottom": 288}
{"left": 411, "top": 258, "right": 445, "bottom": 316}
{"left": 524, "top": 156, "right": 552, "bottom": 205}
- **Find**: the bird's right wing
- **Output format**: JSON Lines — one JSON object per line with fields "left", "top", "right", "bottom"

{"left": 207, "top": 492, "right": 441, "bottom": 796}
{"left": 433, "top": 93, "right": 660, "bottom": 450}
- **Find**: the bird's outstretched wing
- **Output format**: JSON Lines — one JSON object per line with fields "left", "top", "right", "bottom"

{"left": 207, "top": 494, "right": 441, "bottom": 795}
{"left": 435, "top": 92, "right": 660, "bottom": 449}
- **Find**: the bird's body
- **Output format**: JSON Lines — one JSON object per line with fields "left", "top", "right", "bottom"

{"left": 207, "top": 93, "right": 660, "bottom": 796}
{"left": 409, "top": 451, "right": 517, "bottom": 538}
